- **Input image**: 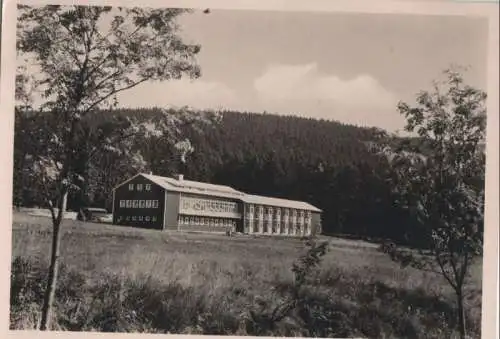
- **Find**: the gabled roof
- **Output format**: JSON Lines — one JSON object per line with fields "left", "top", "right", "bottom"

{"left": 116, "top": 173, "right": 321, "bottom": 212}
{"left": 141, "top": 173, "right": 246, "bottom": 200}
{"left": 242, "top": 194, "right": 322, "bottom": 212}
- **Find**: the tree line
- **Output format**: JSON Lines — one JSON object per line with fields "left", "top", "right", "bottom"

{"left": 14, "top": 106, "right": 421, "bottom": 244}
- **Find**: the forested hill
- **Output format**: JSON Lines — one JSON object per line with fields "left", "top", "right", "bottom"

{"left": 14, "top": 107, "right": 416, "bottom": 243}
{"left": 182, "top": 110, "right": 410, "bottom": 241}
{"left": 184, "top": 110, "right": 387, "bottom": 198}
{"left": 121, "top": 107, "right": 413, "bottom": 242}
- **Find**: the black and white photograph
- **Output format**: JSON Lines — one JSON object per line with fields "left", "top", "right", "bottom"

{"left": 1, "top": 0, "right": 498, "bottom": 338}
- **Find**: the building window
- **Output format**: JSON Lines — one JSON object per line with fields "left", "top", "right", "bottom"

{"left": 139, "top": 200, "right": 145, "bottom": 208}
{"left": 128, "top": 184, "right": 134, "bottom": 191}
{"left": 145, "top": 184, "right": 151, "bottom": 191}
{"left": 132, "top": 200, "right": 139, "bottom": 208}
{"left": 152, "top": 216, "right": 157, "bottom": 222}
{"left": 119, "top": 200, "right": 125, "bottom": 208}
{"left": 145, "top": 216, "right": 150, "bottom": 222}
{"left": 193, "top": 200, "right": 202, "bottom": 211}
{"left": 145, "top": 200, "right": 151, "bottom": 208}
{"left": 126, "top": 216, "right": 130, "bottom": 221}
{"left": 137, "top": 184, "right": 143, "bottom": 191}
{"left": 152, "top": 200, "right": 159, "bottom": 208}
{"left": 138, "top": 216, "right": 143, "bottom": 221}
{"left": 132, "top": 216, "right": 137, "bottom": 221}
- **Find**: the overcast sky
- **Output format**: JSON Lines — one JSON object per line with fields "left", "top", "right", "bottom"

{"left": 114, "top": 9, "right": 488, "bottom": 132}
{"left": 18, "top": 7, "right": 487, "bottom": 133}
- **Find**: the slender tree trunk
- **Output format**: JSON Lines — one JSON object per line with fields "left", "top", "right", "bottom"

{"left": 39, "top": 191, "right": 68, "bottom": 331}
{"left": 456, "top": 288, "right": 467, "bottom": 339}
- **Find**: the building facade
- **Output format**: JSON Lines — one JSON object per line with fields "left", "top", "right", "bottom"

{"left": 112, "top": 173, "right": 322, "bottom": 236}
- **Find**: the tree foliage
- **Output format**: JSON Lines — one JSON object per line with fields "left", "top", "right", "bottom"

{"left": 16, "top": 4, "right": 209, "bottom": 330}
{"left": 14, "top": 105, "right": 417, "bottom": 240}
{"left": 375, "top": 68, "right": 486, "bottom": 339}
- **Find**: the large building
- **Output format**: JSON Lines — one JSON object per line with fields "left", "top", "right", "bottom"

{"left": 112, "top": 173, "right": 322, "bottom": 236}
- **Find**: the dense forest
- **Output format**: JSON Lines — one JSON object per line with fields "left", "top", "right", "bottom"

{"left": 13, "top": 107, "right": 419, "bottom": 244}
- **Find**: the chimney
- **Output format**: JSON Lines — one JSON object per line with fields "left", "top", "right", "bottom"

{"left": 177, "top": 174, "right": 184, "bottom": 181}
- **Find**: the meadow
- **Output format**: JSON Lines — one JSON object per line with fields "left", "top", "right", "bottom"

{"left": 10, "top": 212, "right": 483, "bottom": 338}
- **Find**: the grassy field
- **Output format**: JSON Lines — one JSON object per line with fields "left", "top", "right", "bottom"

{"left": 10, "top": 212, "right": 483, "bottom": 338}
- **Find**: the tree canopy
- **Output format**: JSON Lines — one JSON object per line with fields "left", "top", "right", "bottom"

{"left": 15, "top": 4, "right": 211, "bottom": 330}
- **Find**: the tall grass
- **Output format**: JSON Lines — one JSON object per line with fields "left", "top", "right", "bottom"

{"left": 10, "top": 214, "right": 482, "bottom": 337}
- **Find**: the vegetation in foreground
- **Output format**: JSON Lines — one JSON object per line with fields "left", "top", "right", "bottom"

{"left": 11, "top": 214, "right": 483, "bottom": 338}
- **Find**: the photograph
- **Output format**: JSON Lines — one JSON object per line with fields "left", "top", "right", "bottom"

{"left": 1, "top": 0, "right": 498, "bottom": 338}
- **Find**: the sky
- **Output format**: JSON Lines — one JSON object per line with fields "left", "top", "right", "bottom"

{"left": 115, "top": 9, "right": 489, "bottom": 132}
{"left": 21, "top": 7, "right": 490, "bottom": 133}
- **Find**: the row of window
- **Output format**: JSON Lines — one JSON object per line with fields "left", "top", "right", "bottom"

{"left": 178, "top": 215, "right": 237, "bottom": 228}
{"left": 247, "top": 205, "right": 312, "bottom": 218}
{"left": 118, "top": 215, "right": 158, "bottom": 222}
{"left": 246, "top": 214, "right": 310, "bottom": 224}
{"left": 119, "top": 199, "right": 160, "bottom": 209}
{"left": 245, "top": 219, "right": 312, "bottom": 228}
{"left": 180, "top": 197, "right": 238, "bottom": 214}
{"left": 245, "top": 220, "right": 310, "bottom": 235}
{"left": 128, "top": 183, "right": 152, "bottom": 191}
